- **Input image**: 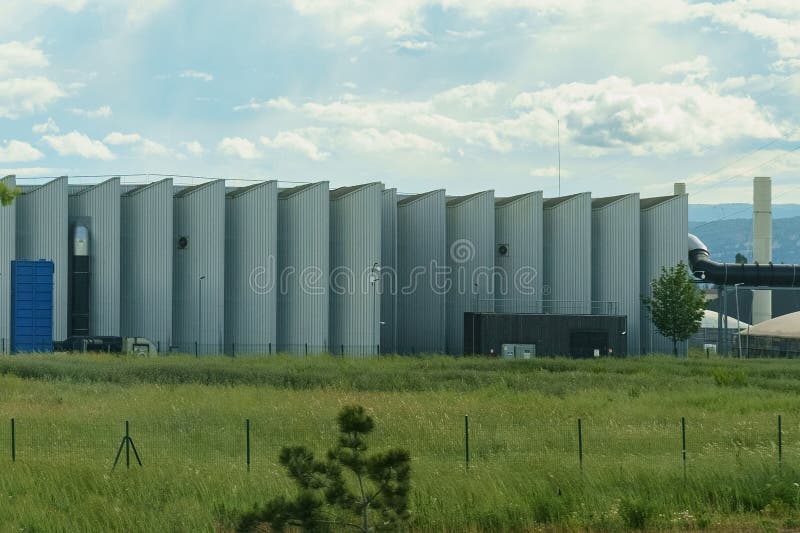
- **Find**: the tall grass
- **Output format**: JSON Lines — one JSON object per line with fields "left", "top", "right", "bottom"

{"left": 0, "top": 353, "right": 798, "bottom": 531}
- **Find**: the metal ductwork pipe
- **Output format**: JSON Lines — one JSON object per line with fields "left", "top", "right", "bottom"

{"left": 687, "top": 233, "right": 800, "bottom": 287}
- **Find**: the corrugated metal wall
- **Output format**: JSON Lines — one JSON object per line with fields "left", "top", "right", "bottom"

{"left": 16, "top": 177, "right": 69, "bottom": 341}
{"left": 495, "top": 192, "right": 543, "bottom": 314}
{"left": 68, "top": 178, "right": 121, "bottom": 336}
{"left": 446, "top": 191, "right": 495, "bottom": 354}
{"left": 277, "top": 182, "right": 330, "bottom": 354}
{"left": 224, "top": 181, "right": 278, "bottom": 355}
{"left": 380, "top": 188, "right": 398, "bottom": 354}
{"left": 0, "top": 175, "right": 16, "bottom": 353}
{"left": 173, "top": 180, "right": 226, "bottom": 354}
{"left": 121, "top": 179, "right": 173, "bottom": 351}
{"left": 543, "top": 193, "right": 592, "bottom": 314}
{"left": 592, "top": 194, "right": 640, "bottom": 355}
{"left": 329, "top": 183, "right": 382, "bottom": 356}
{"left": 640, "top": 194, "right": 689, "bottom": 355}
{"left": 397, "top": 190, "right": 446, "bottom": 354}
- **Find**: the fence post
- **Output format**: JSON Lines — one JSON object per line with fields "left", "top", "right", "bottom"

{"left": 305, "top": 343, "right": 308, "bottom": 356}
{"left": 232, "top": 342, "right": 236, "bottom": 358}
{"left": 341, "top": 344, "right": 344, "bottom": 356}
{"left": 11, "top": 418, "right": 15, "bottom": 462}
{"left": 778, "top": 415, "right": 783, "bottom": 475}
{"left": 246, "top": 418, "right": 251, "bottom": 473}
{"left": 194, "top": 342, "right": 198, "bottom": 358}
{"left": 681, "top": 417, "right": 687, "bottom": 481}
{"left": 268, "top": 342, "right": 272, "bottom": 355}
{"left": 578, "top": 418, "right": 583, "bottom": 472}
{"left": 464, "top": 415, "right": 469, "bottom": 469}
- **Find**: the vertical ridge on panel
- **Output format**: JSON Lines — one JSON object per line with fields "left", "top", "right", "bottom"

{"left": 225, "top": 181, "right": 278, "bottom": 355}
{"left": 446, "top": 191, "right": 495, "bottom": 355}
{"left": 121, "top": 179, "right": 173, "bottom": 352}
{"left": 592, "top": 194, "right": 640, "bottom": 355}
{"left": 0, "top": 175, "right": 16, "bottom": 353}
{"left": 380, "top": 188, "right": 398, "bottom": 354}
{"left": 173, "top": 180, "right": 226, "bottom": 355}
{"left": 277, "top": 182, "right": 330, "bottom": 354}
{"left": 542, "top": 193, "right": 592, "bottom": 315}
{"left": 329, "top": 183, "right": 382, "bottom": 357}
{"left": 640, "top": 194, "right": 689, "bottom": 354}
{"left": 68, "top": 178, "right": 121, "bottom": 336}
{"left": 16, "top": 177, "right": 68, "bottom": 341}
{"left": 494, "top": 192, "right": 543, "bottom": 314}
{"left": 397, "top": 190, "right": 446, "bottom": 354}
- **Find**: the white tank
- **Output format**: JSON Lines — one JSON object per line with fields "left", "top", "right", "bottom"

{"left": 752, "top": 176, "right": 772, "bottom": 324}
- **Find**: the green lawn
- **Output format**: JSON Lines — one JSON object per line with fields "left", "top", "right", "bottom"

{"left": 0, "top": 352, "right": 799, "bottom": 531}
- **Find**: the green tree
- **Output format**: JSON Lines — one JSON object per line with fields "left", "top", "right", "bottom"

{"left": 0, "top": 180, "right": 21, "bottom": 206}
{"left": 641, "top": 260, "right": 705, "bottom": 356}
{"left": 735, "top": 252, "right": 748, "bottom": 264}
{"left": 237, "top": 405, "right": 411, "bottom": 532}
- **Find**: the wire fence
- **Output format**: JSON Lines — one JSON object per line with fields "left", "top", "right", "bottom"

{"left": 0, "top": 415, "right": 793, "bottom": 477}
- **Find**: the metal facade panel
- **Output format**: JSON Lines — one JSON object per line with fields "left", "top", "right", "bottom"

{"left": 173, "top": 180, "right": 226, "bottom": 354}
{"left": 15, "top": 177, "right": 68, "bottom": 341}
{"left": 224, "top": 181, "right": 278, "bottom": 355}
{"left": 542, "top": 193, "right": 592, "bottom": 314}
{"left": 0, "top": 175, "right": 16, "bottom": 352}
{"left": 380, "top": 188, "right": 398, "bottom": 354}
{"left": 397, "top": 190, "right": 446, "bottom": 354}
{"left": 121, "top": 179, "right": 173, "bottom": 351}
{"left": 494, "top": 192, "right": 543, "bottom": 314}
{"left": 329, "top": 183, "right": 382, "bottom": 356}
{"left": 592, "top": 194, "right": 640, "bottom": 355}
{"left": 277, "top": 182, "right": 330, "bottom": 354}
{"left": 446, "top": 191, "right": 495, "bottom": 354}
{"left": 68, "top": 178, "right": 121, "bottom": 336}
{"left": 640, "top": 194, "right": 689, "bottom": 354}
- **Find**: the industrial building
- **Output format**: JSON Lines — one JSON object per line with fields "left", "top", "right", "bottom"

{"left": 1, "top": 174, "right": 693, "bottom": 356}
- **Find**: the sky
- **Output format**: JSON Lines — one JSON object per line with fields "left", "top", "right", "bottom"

{"left": 1, "top": 0, "right": 799, "bottom": 203}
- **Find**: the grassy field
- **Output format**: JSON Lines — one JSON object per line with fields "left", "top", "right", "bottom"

{"left": 0, "top": 352, "right": 799, "bottom": 531}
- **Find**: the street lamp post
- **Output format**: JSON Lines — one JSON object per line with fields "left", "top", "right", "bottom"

{"left": 198, "top": 275, "right": 206, "bottom": 356}
{"left": 735, "top": 282, "right": 743, "bottom": 359}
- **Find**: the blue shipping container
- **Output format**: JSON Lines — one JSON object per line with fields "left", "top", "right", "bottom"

{"left": 11, "top": 260, "right": 54, "bottom": 353}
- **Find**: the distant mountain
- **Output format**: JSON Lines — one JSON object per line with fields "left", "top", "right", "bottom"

{"left": 689, "top": 216, "right": 800, "bottom": 264}
{"left": 689, "top": 204, "right": 800, "bottom": 222}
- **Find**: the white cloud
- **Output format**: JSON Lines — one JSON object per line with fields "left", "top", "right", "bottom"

{"left": 139, "top": 139, "right": 169, "bottom": 156}
{"left": 344, "top": 128, "right": 445, "bottom": 153}
{"left": 104, "top": 132, "right": 142, "bottom": 145}
{"left": 433, "top": 81, "right": 504, "bottom": 109}
{"left": 397, "top": 39, "right": 434, "bottom": 51}
{"left": 218, "top": 137, "right": 261, "bottom": 159}
{"left": 0, "top": 140, "right": 44, "bottom": 163}
{"left": 181, "top": 140, "right": 204, "bottom": 155}
{"left": 260, "top": 131, "right": 330, "bottom": 161}
{"left": 512, "top": 76, "right": 782, "bottom": 155}
{"left": 122, "top": 0, "right": 174, "bottom": 26}
{"left": 32, "top": 117, "right": 59, "bottom": 134}
{"left": 71, "top": 105, "right": 112, "bottom": 119}
{"left": 0, "top": 77, "right": 65, "bottom": 119}
{"left": 42, "top": 131, "right": 115, "bottom": 160}
{"left": 34, "top": 0, "right": 87, "bottom": 11}
{"left": 0, "top": 39, "right": 48, "bottom": 76}
{"left": 343, "top": 82, "right": 358, "bottom": 90}
{"left": 662, "top": 56, "right": 711, "bottom": 81}
{"left": 179, "top": 70, "right": 214, "bottom": 82}
{"left": 233, "top": 97, "right": 296, "bottom": 112}
{"left": 529, "top": 165, "right": 567, "bottom": 177}
{"left": 692, "top": 1, "right": 800, "bottom": 59}
{"left": 445, "top": 29, "right": 485, "bottom": 39}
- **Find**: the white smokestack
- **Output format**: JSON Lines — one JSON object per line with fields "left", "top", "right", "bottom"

{"left": 752, "top": 176, "right": 772, "bottom": 324}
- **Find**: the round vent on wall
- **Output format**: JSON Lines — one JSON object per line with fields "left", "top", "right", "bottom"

{"left": 177, "top": 236, "right": 189, "bottom": 249}
{"left": 497, "top": 243, "right": 509, "bottom": 257}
